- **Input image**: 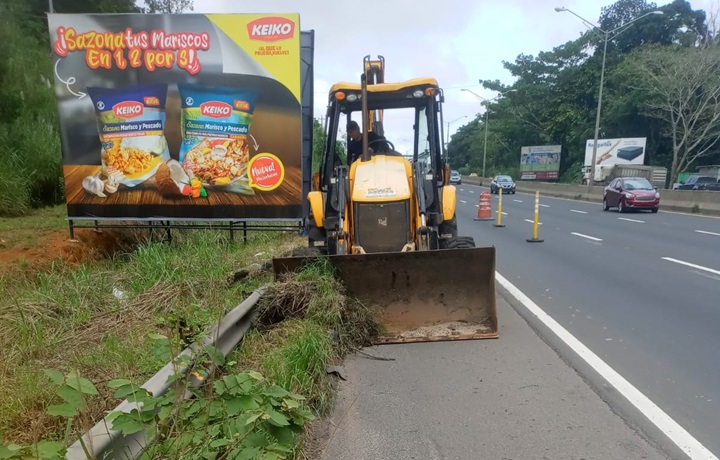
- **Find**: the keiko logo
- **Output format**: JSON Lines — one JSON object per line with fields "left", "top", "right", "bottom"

{"left": 247, "top": 17, "right": 295, "bottom": 42}
{"left": 200, "top": 101, "right": 232, "bottom": 118}
{"left": 113, "top": 101, "right": 143, "bottom": 118}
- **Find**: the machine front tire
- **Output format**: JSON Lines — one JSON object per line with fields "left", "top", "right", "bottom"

{"left": 444, "top": 236, "right": 476, "bottom": 249}
{"left": 439, "top": 214, "right": 459, "bottom": 239}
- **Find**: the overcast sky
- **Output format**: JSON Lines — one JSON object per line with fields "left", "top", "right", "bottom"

{"left": 195, "top": 0, "right": 716, "bottom": 154}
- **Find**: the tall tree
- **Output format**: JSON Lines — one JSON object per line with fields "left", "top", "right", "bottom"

{"left": 622, "top": 45, "right": 720, "bottom": 184}
{"left": 312, "top": 118, "right": 347, "bottom": 172}
{"left": 143, "top": 0, "right": 194, "bottom": 13}
{"left": 598, "top": 0, "right": 708, "bottom": 52}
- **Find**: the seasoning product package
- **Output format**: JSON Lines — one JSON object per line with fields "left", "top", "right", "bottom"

{"left": 87, "top": 84, "right": 170, "bottom": 188}
{"left": 178, "top": 83, "right": 258, "bottom": 189}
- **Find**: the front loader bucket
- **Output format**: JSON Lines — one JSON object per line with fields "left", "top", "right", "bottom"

{"left": 272, "top": 246, "right": 498, "bottom": 344}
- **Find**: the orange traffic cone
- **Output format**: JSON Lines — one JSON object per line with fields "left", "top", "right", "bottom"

{"left": 474, "top": 192, "right": 493, "bottom": 221}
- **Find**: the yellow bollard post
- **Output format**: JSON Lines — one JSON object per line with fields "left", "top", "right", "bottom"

{"left": 526, "top": 190, "right": 544, "bottom": 243}
{"left": 494, "top": 187, "right": 505, "bottom": 228}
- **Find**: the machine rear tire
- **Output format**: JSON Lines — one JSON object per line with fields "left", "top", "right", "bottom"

{"left": 444, "top": 236, "right": 476, "bottom": 249}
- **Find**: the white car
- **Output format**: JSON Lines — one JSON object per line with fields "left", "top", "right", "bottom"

{"left": 449, "top": 170, "right": 462, "bottom": 185}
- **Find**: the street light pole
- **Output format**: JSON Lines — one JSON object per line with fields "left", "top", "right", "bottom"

{"left": 461, "top": 88, "right": 515, "bottom": 183}
{"left": 483, "top": 109, "right": 490, "bottom": 182}
{"left": 590, "top": 35, "right": 609, "bottom": 191}
{"left": 555, "top": 7, "right": 663, "bottom": 192}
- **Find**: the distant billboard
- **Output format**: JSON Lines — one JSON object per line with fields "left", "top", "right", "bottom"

{"left": 520, "top": 145, "right": 561, "bottom": 180}
{"left": 584, "top": 138, "right": 646, "bottom": 167}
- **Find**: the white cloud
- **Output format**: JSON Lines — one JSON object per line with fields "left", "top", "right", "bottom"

{"left": 196, "top": 0, "right": 716, "bottom": 153}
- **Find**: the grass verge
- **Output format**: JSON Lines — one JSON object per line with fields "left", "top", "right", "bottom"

{"left": 0, "top": 207, "right": 306, "bottom": 447}
{"left": 1, "top": 207, "right": 379, "bottom": 459}
{"left": 230, "top": 258, "right": 380, "bottom": 457}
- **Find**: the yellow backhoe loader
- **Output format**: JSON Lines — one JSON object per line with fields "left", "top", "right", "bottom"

{"left": 272, "top": 56, "right": 498, "bottom": 344}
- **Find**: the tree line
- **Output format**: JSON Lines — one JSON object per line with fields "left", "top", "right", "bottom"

{"left": 0, "top": 0, "right": 193, "bottom": 216}
{"left": 448, "top": 0, "right": 720, "bottom": 186}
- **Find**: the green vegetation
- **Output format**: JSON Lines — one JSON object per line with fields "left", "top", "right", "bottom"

{"left": 0, "top": 206, "right": 303, "bottom": 445}
{"left": 448, "top": 0, "right": 720, "bottom": 186}
{"left": 0, "top": 0, "right": 194, "bottom": 217}
{"left": 312, "top": 118, "right": 347, "bottom": 173}
{"left": 0, "top": 208, "right": 377, "bottom": 458}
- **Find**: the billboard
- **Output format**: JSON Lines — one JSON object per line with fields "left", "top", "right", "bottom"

{"left": 584, "top": 138, "right": 647, "bottom": 167}
{"left": 520, "top": 145, "right": 561, "bottom": 180}
{"left": 48, "top": 13, "right": 302, "bottom": 220}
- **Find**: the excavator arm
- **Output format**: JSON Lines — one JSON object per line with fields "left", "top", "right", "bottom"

{"left": 363, "top": 55, "right": 385, "bottom": 137}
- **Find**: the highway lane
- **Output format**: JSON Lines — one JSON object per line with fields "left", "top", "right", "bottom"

{"left": 453, "top": 183, "right": 720, "bottom": 457}
{"left": 456, "top": 185, "right": 720, "bottom": 270}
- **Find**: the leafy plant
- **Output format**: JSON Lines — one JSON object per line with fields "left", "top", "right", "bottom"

{"left": 0, "top": 336, "right": 314, "bottom": 460}
{"left": 0, "top": 370, "right": 99, "bottom": 460}
{"left": 102, "top": 335, "right": 315, "bottom": 460}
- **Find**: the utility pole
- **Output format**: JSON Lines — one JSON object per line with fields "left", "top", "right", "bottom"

{"left": 461, "top": 88, "right": 516, "bottom": 184}
{"left": 555, "top": 7, "right": 663, "bottom": 192}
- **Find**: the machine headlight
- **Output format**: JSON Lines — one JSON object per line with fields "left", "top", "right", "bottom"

{"left": 413, "top": 90, "right": 424, "bottom": 98}
{"left": 655, "top": 192, "right": 660, "bottom": 199}
{"left": 347, "top": 93, "right": 358, "bottom": 102}
{"left": 625, "top": 193, "right": 635, "bottom": 199}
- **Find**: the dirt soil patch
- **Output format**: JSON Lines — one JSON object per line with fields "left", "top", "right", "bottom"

{"left": 0, "top": 228, "right": 140, "bottom": 274}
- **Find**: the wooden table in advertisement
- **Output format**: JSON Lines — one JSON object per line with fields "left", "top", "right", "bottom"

{"left": 63, "top": 165, "right": 303, "bottom": 219}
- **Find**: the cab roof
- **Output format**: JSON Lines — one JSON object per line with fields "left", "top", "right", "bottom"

{"left": 328, "top": 77, "right": 441, "bottom": 111}
{"left": 329, "top": 77, "right": 439, "bottom": 94}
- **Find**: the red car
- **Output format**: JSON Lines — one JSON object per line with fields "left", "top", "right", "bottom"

{"left": 603, "top": 177, "right": 660, "bottom": 213}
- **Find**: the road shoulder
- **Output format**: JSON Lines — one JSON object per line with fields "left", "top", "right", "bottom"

{"left": 316, "top": 286, "right": 674, "bottom": 460}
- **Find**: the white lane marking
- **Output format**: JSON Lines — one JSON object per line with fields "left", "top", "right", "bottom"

{"left": 571, "top": 232, "right": 603, "bottom": 242}
{"left": 662, "top": 257, "right": 720, "bottom": 276}
{"left": 460, "top": 200, "right": 467, "bottom": 204}
{"left": 539, "top": 204, "right": 550, "bottom": 208}
{"left": 571, "top": 210, "right": 588, "bottom": 214}
{"left": 475, "top": 204, "right": 479, "bottom": 207}
{"left": 524, "top": 219, "right": 543, "bottom": 225}
{"left": 460, "top": 188, "right": 465, "bottom": 192}
{"left": 469, "top": 190, "right": 475, "bottom": 193}
{"left": 618, "top": 217, "right": 645, "bottom": 223}
{"left": 495, "top": 272, "right": 718, "bottom": 460}
{"left": 695, "top": 230, "right": 720, "bottom": 237}
{"left": 497, "top": 211, "right": 508, "bottom": 216}
{"left": 513, "top": 199, "right": 523, "bottom": 203}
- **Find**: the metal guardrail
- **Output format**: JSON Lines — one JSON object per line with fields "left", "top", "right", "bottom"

{"left": 65, "top": 288, "right": 266, "bottom": 460}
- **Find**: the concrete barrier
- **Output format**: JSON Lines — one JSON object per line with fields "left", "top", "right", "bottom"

{"left": 461, "top": 176, "right": 720, "bottom": 216}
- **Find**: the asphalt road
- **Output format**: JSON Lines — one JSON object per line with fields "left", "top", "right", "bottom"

{"left": 321, "top": 294, "right": 670, "bottom": 460}
{"left": 453, "top": 183, "right": 720, "bottom": 457}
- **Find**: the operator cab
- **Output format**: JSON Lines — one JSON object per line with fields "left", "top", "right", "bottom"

{"left": 321, "top": 77, "right": 447, "bottom": 174}
{"left": 308, "top": 75, "right": 454, "bottom": 254}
